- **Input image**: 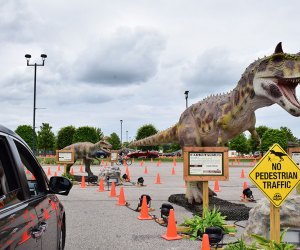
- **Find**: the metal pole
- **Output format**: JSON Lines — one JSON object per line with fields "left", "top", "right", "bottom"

{"left": 126, "top": 131, "right": 128, "bottom": 142}
{"left": 186, "top": 97, "right": 188, "bottom": 109}
{"left": 33, "top": 63, "right": 37, "bottom": 154}
{"left": 120, "top": 120, "right": 123, "bottom": 148}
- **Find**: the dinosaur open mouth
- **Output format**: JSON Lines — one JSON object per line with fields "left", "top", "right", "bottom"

{"left": 276, "top": 76, "right": 300, "bottom": 108}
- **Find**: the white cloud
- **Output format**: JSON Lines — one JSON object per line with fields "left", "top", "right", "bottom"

{"left": 75, "top": 27, "right": 166, "bottom": 86}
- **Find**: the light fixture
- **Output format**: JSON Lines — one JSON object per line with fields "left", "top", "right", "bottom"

{"left": 160, "top": 203, "right": 174, "bottom": 224}
{"left": 136, "top": 194, "right": 151, "bottom": 211}
{"left": 242, "top": 187, "right": 254, "bottom": 201}
{"left": 204, "top": 226, "right": 224, "bottom": 245}
{"left": 137, "top": 177, "right": 144, "bottom": 186}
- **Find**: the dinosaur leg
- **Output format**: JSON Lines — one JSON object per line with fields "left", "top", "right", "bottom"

{"left": 65, "top": 164, "right": 73, "bottom": 175}
{"left": 178, "top": 119, "right": 216, "bottom": 204}
{"left": 84, "top": 159, "right": 94, "bottom": 176}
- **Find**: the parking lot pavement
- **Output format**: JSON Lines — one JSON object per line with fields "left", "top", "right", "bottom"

{"left": 46, "top": 162, "right": 269, "bottom": 249}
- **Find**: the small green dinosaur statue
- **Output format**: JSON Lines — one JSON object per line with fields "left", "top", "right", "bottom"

{"left": 130, "top": 42, "right": 300, "bottom": 203}
{"left": 63, "top": 139, "right": 112, "bottom": 176}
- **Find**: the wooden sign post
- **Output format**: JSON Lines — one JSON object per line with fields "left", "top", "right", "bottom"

{"left": 183, "top": 147, "right": 229, "bottom": 217}
{"left": 110, "top": 150, "right": 119, "bottom": 166}
{"left": 288, "top": 147, "right": 300, "bottom": 195}
{"left": 56, "top": 148, "right": 75, "bottom": 174}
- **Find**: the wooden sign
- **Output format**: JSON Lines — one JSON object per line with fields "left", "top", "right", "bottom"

{"left": 56, "top": 149, "right": 74, "bottom": 164}
{"left": 110, "top": 150, "right": 119, "bottom": 163}
{"left": 183, "top": 147, "right": 229, "bottom": 181}
{"left": 288, "top": 147, "right": 300, "bottom": 195}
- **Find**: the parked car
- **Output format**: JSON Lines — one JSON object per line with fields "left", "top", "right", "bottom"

{"left": 94, "top": 149, "right": 110, "bottom": 158}
{"left": 0, "top": 125, "right": 72, "bottom": 250}
{"left": 126, "top": 150, "right": 159, "bottom": 159}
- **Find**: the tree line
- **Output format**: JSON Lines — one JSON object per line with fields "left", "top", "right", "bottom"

{"left": 14, "top": 123, "right": 299, "bottom": 155}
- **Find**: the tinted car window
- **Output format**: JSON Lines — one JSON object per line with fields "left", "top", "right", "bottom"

{"left": 0, "top": 137, "right": 22, "bottom": 209}
{"left": 13, "top": 140, "right": 48, "bottom": 197}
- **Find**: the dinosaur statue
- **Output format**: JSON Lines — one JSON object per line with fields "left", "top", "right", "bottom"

{"left": 130, "top": 42, "right": 300, "bottom": 203}
{"left": 63, "top": 139, "right": 112, "bottom": 177}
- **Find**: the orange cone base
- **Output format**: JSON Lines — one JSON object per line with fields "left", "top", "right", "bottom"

{"left": 117, "top": 202, "right": 126, "bottom": 206}
{"left": 138, "top": 215, "right": 152, "bottom": 220}
{"left": 161, "top": 234, "right": 182, "bottom": 241}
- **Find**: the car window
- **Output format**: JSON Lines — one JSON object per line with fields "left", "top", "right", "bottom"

{"left": 0, "top": 137, "right": 22, "bottom": 209}
{"left": 13, "top": 140, "right": 48, "bottom": 197}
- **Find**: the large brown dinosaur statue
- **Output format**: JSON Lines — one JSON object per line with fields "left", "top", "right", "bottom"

{"left": 63, "top": 140, "right": 112, "bottom": 176}
{"left": 130, "top": 42, "right": 300, "bottom": 203}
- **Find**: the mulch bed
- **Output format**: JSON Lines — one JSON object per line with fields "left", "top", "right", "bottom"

{"left": 168, "top": 194, "right": 251, "bottom": 220}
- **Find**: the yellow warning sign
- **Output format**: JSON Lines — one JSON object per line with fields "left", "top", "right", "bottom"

{"left": 249, "top": 143, "right": 300, "bottom": 207}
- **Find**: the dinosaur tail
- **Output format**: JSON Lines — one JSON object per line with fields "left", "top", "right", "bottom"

{"left": 130, "top": 124, "right": 179, "bottom": 147}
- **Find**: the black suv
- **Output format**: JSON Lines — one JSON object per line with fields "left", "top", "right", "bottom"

{"left": 0, "top": 125, "right": 72, "bottom": 249}
{"left": 94, "top": 150, "right": 110, "bottom": 158}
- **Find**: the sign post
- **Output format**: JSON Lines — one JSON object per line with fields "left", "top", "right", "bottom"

{"left": 184, "top": 147, "right": 228, "bottom": 216}
{"left": 56, "top": 149, "right": 75, "bottom": 174}
{"left": 110, "top": 150, "right": 119, "bottom": 166}
{"left": 249, "top": 143, "right": 300, "bottom": 243}
{"left": 288, "top": 147, "right": 300, "bottom": 195}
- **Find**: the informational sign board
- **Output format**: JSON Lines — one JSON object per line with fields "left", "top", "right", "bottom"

{"left": 56, "top": 149, "right": 74, "bottom": 164}
{"left": 183, "top": 147, "right": 229, "bottom": 181}
{"left": 249, "top": 143, "right": 300, "bottom": 207}
{"left": 288, "top": 147, "right": 300, "bottom": 194}
{"left": 110, "top": 150, "right": 119, "bottom": 163}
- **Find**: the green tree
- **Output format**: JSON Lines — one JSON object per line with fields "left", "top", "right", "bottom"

{"left": 260, "top": 129, "right": 288, "bottom": 152}
{"left": 229, "top": 133, "right": 250, "bottom": 154}
{"left": 135, "top": 124, "right": 159, "bottom": 151}
{"left": 280, "top": 126, "right": 297, "bottom": 143}
{"left": 56, "top": 126, "right": 76, "bottom": 149}
{"left": 37, "top": 123, "right": 55, "bottom": 155}
{"left": 15, "top": 125, "right": 36, "bottom": 148}
{"left": 248, "top": 125, "right": 270, "bottom": 152}
{"left": 73, "top": 126, "right": 101, "bottom": 143}
{"left": 107, "top": 132, "right": 121, "bottom": 150}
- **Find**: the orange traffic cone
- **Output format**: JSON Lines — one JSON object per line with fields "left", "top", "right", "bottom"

{"left": 80, "top": 176, "right": 86, "bottom": 188}
{"left": 171, "top": 167, "right": 175, "bottom": 175}
{"left": 201, "top": 233, "right": 210, "bottom": 250}
{"left": 101, "top": 160, "right": 104, "bottom": 166}
{"left": 80, "top": 165, "right": 84, "bottom": 173}
{"left": 126, "top": 166, "right": 130, "bottom": 180}
{"left": 213, "top": 180, "right": 220, "bottom": 192}
{"left": 98, "top": 178, "right": 105, "bottom": 192}
{"left": 138, "top": 195, "right": 152, "bottom": 220}
{"left": 70, "top": 167, "right": 74, "bottom": 175}
{"left": 161, "top": 209, "right": 182, "bottom": 240}
{"left": 240, "top": 169, "right": 245, "bottom": 178}
{"left": 144, "top": 166, "right": 148, "bottom": 174}
{"left": 109, "top": 182, "right": 117, "bottom": 197}
{"left": 243, "top": 181, "right": 248, "bottom": 190}
{"left": 117, "top": 187, "right": 126, "bottom": 206}
{"left": 47, "top": 167, "right": 51, "bottom": 176}
{"left": 155, "top": 173, "right": 161, "bottom": 184}
{"left": 54, "top": 172, "right": 57, "bottom": 177}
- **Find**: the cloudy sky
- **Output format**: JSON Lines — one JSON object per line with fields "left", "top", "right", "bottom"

{"left": 1, "top": 0, "right": 300, "bottom": 142}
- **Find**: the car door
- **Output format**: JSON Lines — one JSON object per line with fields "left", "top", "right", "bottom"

{"left": 10, "top": 138, "right": 59, "bottom": 250}
{"left": 0, "top": 134, "right": 41, "bottom": 250}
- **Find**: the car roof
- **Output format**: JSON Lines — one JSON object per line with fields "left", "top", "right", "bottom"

{"left": 0, "top": 124, "right": 29, "bottom": 146}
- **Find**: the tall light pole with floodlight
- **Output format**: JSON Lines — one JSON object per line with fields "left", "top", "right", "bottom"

{"left": 25, "top": 53, "right": 47, "bottom": 154}
{"left": 120, "top": 120, "right": 123, "bottom": 149}
{"left": 184, "top": 90, "right": 189, "bottom": 109}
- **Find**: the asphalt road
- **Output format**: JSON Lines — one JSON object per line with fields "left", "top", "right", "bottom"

{"left": 44, "top": 161, "right": 267, "bottom": 250}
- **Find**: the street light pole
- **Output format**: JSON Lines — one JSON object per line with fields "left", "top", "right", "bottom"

{"left": 126, "top": 130, "right": 128, "bottom": 142}
{"left": 25, "top": 54, "right": 47, "bottom": 154}
{"left": 120, "top": 120, "right": 123, "bottom": 148}
{"left": 184, "top": 90, "right": 189, "bottom": 109}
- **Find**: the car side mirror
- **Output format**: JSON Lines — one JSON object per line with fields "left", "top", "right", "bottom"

{"left": 49, "top": 176, "right": 73, "bottom": 196}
